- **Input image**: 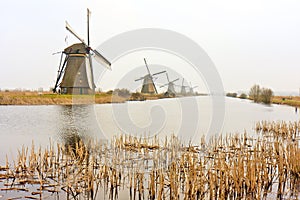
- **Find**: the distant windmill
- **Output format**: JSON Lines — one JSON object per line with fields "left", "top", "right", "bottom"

{"left": 53, "top": 9, "right": 111, "bottom": 95}
{"left": 180, "top": 78, "right": 189, "bottom": 96}
{"left": 160, "top": 73, "right": 179, "bottom": 96}
{"left": 135, "top": 58, "right": 166, "bottom": 94}
{"left": 189, "top": 82, "right": 198, "bottom": 95}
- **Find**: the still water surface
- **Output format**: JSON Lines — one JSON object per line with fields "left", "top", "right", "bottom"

{"left": 0, "top": 96, "right": 299, "bottom": 163}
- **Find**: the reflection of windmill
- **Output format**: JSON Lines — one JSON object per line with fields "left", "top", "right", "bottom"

{"left": 180, "top": 78, "right": 189, "bottom": 95}
{"left": 135, "top": 58, "right": 166, "bottom": 94}
{"left": 160, "top": 73, "right": 179, "bottom": 96}
{"left": 53, "top": 9, "right": 111, "bottom": 95}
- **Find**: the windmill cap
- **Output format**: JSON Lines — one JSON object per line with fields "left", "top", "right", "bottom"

{"left": 64, "top": 43, "right": 88, "bottom": 54}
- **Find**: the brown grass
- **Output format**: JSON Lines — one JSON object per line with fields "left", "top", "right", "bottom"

{"left": 1, "top": 121, "right": 300, "bottom": 199}
{"left": 0, "top": 91, "right": 162, "bottom": 105}
{"left": 272, "top": 96, "right": 300, "bottom": 107}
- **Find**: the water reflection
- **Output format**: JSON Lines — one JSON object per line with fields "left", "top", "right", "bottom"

{"left": 57, "top": 105, "right": 108, "bottom": 149}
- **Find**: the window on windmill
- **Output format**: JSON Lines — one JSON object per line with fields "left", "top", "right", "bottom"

{"left": 78, "top": 72, "right": 81, "bottom": 75}
{"left": 79, "top": 79, "right": 82, "bottom": 83}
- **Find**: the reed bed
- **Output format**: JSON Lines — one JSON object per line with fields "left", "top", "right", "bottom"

{"left": 1, "top": 121, "right": 300, "bottom": 199}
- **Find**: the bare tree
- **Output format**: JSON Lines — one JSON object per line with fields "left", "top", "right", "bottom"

{"left": 260, "top": 88, "right": 273, "bottom": 104}
{"left": 249, "top": 84, "right": 261, "bottom": 103}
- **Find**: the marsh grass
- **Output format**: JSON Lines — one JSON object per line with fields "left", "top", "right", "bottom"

{"left": 1, "top": 121, "right": 300, "bottom": 199}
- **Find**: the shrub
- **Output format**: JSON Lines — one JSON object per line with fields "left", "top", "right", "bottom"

{"left": 239, "top": 93, "right": 247, "bottom": 99}
{"left": 113, "top": 88, "right": 131, "bottom": 98}
{"left": 106, "top": 90, "right": 113, "bottom": 95}
{"left": 226, "top": 92, "right": 237, "bottom": 98}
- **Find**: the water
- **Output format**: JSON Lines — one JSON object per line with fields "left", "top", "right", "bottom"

{"left": 0, "top": 96, "right": 299, "bottom": 199}
{"left": 0, "top": 96, "right": 299, "bottom": 163}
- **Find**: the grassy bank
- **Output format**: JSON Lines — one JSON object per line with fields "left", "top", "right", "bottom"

{"left": 272, "top": 96, "right": 300, "bottom": 107}
{"left": 2, "top": 91, "right": 299, "bottom": 107}
{"left": 0, "top": 91, "right": 147, "bottom": 105}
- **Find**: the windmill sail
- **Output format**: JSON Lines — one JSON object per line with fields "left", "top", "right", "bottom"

{"left": 86, "top": 55, "right": 94, "bottom": 89}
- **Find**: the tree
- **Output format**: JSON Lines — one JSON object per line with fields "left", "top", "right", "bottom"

{"left": 226, "top": 92, "right": 237, "bottom": 98}
{"left": 249, "top": 84, "right": 261, "bottom": 103}
{"left": 260, "top": 88, "right": 273, "bottom": 104}
{"left": 113, "top": 88, "right": 131, "bottom": 98}
{"left": 239, "top": 93, "right": 247, "bottom": 99}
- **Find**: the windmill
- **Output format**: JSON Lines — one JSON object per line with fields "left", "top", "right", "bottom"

{"left": 135, "top": 58, "right": 166, "bottom": 94}
{"left": 53, "top": 9, "right": 111, "bottom": 95}
{"left": 188, "top": 82, "right": 198, "bottom": 95}
{"left": 160, "top": 73, "right": 179, "bottom": 96}
{"left": 180, "top": 78, "right": 189, "bottom": 96}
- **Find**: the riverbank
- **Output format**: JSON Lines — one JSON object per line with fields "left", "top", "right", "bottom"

{"left": 1, "top": 91, "right": 299, "bottom": 107}
{"left": 272, "top": 96, "right": 300, "bottom": 107}
{"left": 0, "top": 91, "right": 162, "bottom": 105}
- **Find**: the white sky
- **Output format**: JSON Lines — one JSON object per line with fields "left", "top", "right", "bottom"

{"left": 1, "top": 0, "right": 300, "bottom": 94}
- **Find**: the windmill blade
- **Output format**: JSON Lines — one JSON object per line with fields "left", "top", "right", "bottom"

{"left": 170, "top": 78, "right": 180, "bottom": 83}
{"left": 65, "top": 21, "right": 86, "bottom": 45}
{"left": 174, "top": 85, "right": 183, "bottom": 88}
{"left": 87, "top": 54, "right": 96, "bottom": 89}
{"left": 152, "top": 76, "right": 159, "bottom": 81}
{"left": 166, "top": 73, "right": 170, "bottom": 83}
{"left": 91, "top": 49, "right": 111, "bottom": 70}
{"left": 176, "top": 84, "right": 189, "bottom": 88}
{"left": 87, "top": 8, "right": 91, "bottom": 46}
{"left": 53, "top": 55, "right": 69, "bottom": 92}
{"left": 152, "top": 70, "right": 166, "bottom": 76}
{"left": 135, "top": 77, "right": 145, "bottom": 81}
{"left": 160, "top": 83, "right": 169, "bottom": 88}
{"left": 143, "top": 58, "right": 152, "bottom": 75}
{"left": 174, "top": 84, "right": 188, "bottom": 88}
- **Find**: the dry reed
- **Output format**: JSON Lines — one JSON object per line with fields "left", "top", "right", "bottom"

{"left": 1, "top": 121, "right": 300, "bottom": 199}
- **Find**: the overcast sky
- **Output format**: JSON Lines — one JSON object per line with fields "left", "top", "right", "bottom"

{"left": 1, "top": 0, "right": 299, "bottom": 94}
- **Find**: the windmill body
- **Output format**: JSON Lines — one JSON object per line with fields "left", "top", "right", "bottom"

{"left": 188, "top": 82, "right": 198, "bottom": 95}
{"left": 53, "top": 9, "right": 111, "bottom": 95}
{"left": 181, "top": 86, "right": 187, "bottom": 95}
{"left": 160, "top": 73, "right": 179, "bottom": 96}
{"left": 141, "top": 75, "right": 157, "bottom": 94}
{"left": 167, "top": 82, "right": 176, "bottom": 94}
{"left": 180, "top": 78, "right": 188, "bottom": 96}
{"left": 59, "top": 43, "right": 95, "bottom": 94}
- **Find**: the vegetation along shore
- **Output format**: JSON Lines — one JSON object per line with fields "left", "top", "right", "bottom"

{"left": 0, "top": 90, "right": 158, "bottom": 105}
{"left": 0, "top": 89, "right": 205, "bottom": 105}
{"left": 1, "top": 90, "right": 300, "bottom": 107}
